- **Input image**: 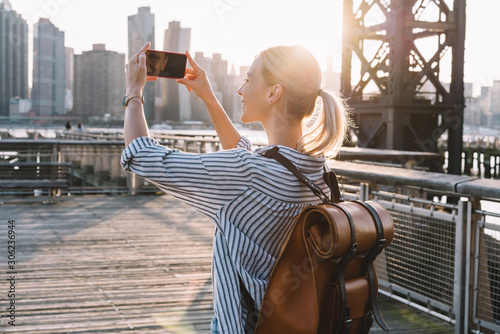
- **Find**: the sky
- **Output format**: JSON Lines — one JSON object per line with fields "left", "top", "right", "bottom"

{"left": 5, "top": 0, "right": 500, "bottom": 97}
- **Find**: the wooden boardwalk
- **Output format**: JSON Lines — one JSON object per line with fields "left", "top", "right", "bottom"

{"left": 0, "top": 195, "right": 455, "bottom": 333}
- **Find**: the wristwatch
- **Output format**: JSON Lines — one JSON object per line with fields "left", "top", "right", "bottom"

{"left": 122, "top": 95, "right": 144, "bottom": 109}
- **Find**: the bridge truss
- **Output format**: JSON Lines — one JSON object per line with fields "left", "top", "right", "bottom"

{"left": 341, "top": 0, "right": 466, "bottom": 174}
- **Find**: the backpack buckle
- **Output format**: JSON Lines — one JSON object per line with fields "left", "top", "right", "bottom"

{"left": 342, "top": 318, "right": 352, "bottom": 334}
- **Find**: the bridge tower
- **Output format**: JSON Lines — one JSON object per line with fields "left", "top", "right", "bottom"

{"left": 341, "top": 0, "right": 466, "bottom": 174}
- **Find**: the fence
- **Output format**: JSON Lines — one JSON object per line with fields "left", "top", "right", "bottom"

{"left": 470, "top": 207, "right": 500, "bottom": 333}
{"left": 0, "top": 137, "right": 221, "bottom": 195}
{"left": 461, "top": 148, "right": 500, "bottom": 179}
{"left": 4, "top": 127, "right": 500, "bottom": 178}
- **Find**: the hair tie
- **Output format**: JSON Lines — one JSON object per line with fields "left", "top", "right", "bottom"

{"left": 318, "top": 89, "right": 323, "bottom": 96}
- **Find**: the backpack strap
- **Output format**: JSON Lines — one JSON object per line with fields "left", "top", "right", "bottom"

{"left": 263, "top": 147, "right": 330, "bottom": 203}
{"left": 328, "top": 203, "right": 358, "bottom": 334}
{"left": 239, "top": 276, "right": 258, "bottom": 333}
{"left": 324, "top": 170, "right": 342, "bottom": 203}
{"left": 322, "top": 161, "right": 343, "bottom": 202}
{"left": 355, "top": 201, "right": 390, "bottom": 332}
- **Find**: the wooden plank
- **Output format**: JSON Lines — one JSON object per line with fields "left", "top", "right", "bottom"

{"left": 0, "top": 195, "right": 214, "bottom": 333}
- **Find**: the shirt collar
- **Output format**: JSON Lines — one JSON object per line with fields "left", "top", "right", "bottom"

{"left": 254, "top": 145, "right": 326, "bottom": 173}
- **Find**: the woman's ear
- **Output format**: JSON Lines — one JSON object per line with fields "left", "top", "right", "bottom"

{"left": 267, "top": 84, "right": 283, "bottom": 104}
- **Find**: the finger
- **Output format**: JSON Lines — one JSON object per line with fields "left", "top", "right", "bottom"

{"left": 139, "top": 42, "right": 151, "bottom": 56}
{"left": 131, "top": 42, "right": 151, "bottom": 62}
{"left": 185, "top": 67, "right": 196, "bottom": 75}
{"left": 177, "top": 78, "right": 192, "bottom": 89}
{"left": 185, "top": 50, "right": 201, "bottom": 71}
{"left": 138, "top": 51, "right": 147, "bottom": 67}
{"left": 147, "top": 76, "right": 158, "bottom": 81}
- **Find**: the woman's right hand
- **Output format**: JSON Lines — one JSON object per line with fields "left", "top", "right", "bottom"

{"left": 125, "top": 42, "right": 157, "bottom": 96}
{"left": 177, "top": 51, "right": 216, "bottom": 102}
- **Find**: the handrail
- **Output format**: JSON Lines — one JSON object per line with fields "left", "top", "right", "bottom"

{"left": 0, "top": 139, "right": 126, "bottom": 146}
{"left": 2, "top": 138, "right": 498, "bottom": 198}
{"left": 328, "top": 160, "right": 500, "bottom": 200}
{"left": 0, "top": 138, "right": 442, "bottom": 162}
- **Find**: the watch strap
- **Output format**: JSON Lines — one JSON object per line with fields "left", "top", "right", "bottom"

{"left": 123, "top": 95, "right": 144, "bottom": 109}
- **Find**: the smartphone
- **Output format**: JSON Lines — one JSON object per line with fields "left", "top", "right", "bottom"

{"left": 145, "top": 50, "right": 187, "bottom": 79}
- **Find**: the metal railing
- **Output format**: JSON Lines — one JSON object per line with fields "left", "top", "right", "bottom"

{"left": 0, "top": 138, "right": 219, "bottom": 195}
{"left": 329, "top": 160, "right": 500, "bottom": 334}
{"left": 469, "top": 207, "right": 500, "bottom": 333}
{"left": 461, "top": 148, "right": 500, "bottom": 179}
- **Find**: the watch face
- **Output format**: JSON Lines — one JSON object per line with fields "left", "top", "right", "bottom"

{"left": 122, "top": 95, "right": 128, "bottom": 108}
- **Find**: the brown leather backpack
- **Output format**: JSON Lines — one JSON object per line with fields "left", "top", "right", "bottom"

{"left": 242, "top": 147, "right": 394, "bottom": 334}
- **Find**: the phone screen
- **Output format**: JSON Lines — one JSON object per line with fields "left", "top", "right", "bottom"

{"left": 145, "top": 50, "right": 187, "bottom": 79}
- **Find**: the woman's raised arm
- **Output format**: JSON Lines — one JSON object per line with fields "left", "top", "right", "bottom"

{"left": 123, "top": 42, "right": 157, "bottom": 146}
{"left": 177, "top": 51, "right": 242, "bottom": 150}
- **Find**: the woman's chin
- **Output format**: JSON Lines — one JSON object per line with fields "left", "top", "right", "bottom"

{"left": 240, "top": 109, "right": 260, "bottom": 124}
{"left": 240, "top": 113, "right": 250, "bottom": 123}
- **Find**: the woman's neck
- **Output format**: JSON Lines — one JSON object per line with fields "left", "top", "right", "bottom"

{"left": 263, "top": 117, "right": 303, "bottom": 150}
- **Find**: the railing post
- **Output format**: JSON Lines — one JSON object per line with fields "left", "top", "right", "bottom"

{"left": 454, "top": 199, "right": 468, "bottom": 334}
{"left": 464, "top": 199, "right": 473, "bottom": 334}
{"left": 128, "top": 173, "right": 137, "bottom": 195}
{"left": 360, "top": 182, "right": 370, "bottom": 201}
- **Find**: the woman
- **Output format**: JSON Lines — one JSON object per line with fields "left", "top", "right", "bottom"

{"left": 122, "top": 42, "right": 349, "bottom": 333}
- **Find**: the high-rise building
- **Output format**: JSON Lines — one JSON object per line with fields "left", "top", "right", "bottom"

{"left": 0, "top": 2, "right": 29, "bottom": 117}
{"left": 9, "top": 97, "right": 31, "bottom": 117}
{"left": 65, "top": 47, "right": 74, "bottom": 112}
{"left": 128, "top": 6, "right": 155, "bottom": 122}
{"left": 491, "top": 81, "right": 500, "bottom": 113}
{"left": 73, "top": 44, "right": 125, "bottom": 119}
{"left": 323, "top": 55, "right": 341, "bottom": 93}
{"left": 228, "top": 64, "right": 241, "bottom": 123}
{"left": 189, "top": 52, "right": 240, "bottom": 123}
{"left": 211, "top": 53, "right": 230, "bottom": 118}
{"left": 1, "top": 0, "right": 11, "bottom": 10}
{"left": 32, "top": 18, "right": 66, "bottom": 116}
{"left": 212, "top": 53, "right": 240, "bottom": 122}
{"left": 491, "top": 81, "right": 500, "bottom": 127}
{"left": 190, "top": 52, "right": 212, "bottom": 122}
{"left": 161, "top": 21, "right": 191, "bottom": 122}
{"left": 480, "top": 86, "right": 492, "bottom": 127}
{"left": 463, "top": 83, "right": 480, "bottom": 127}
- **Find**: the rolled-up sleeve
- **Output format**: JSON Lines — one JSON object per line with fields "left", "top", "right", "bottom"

{"left": 236, "top": 136, "right": 252, "bottom": 150}
{"left": 121, "top": 136, "right": 253, "bottom": 218}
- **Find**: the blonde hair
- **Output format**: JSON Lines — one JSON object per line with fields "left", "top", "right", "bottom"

{"left": 259, "top": 45, "right": 350, "bottom": 156}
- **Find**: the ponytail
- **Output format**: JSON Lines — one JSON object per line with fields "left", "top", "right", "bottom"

{"left": 260, "top": 46, "right": 351, "bottom": 157}
{"left": 296, "top": 90, "right": 350, "bottom": 157}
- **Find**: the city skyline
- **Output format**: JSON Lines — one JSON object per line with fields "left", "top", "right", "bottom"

{"left": 5, "top": 0, "right": 500, "bottom": 97}
{"left": 1, "top": 0, "right": 250, "bottom": 122}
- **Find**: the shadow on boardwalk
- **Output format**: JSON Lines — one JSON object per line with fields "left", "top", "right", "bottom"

{"left": 0, "top": 195, "right": 454, "bottom": 333}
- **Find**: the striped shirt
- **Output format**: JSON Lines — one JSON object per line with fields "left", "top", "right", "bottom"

{"left": 121, "top": 136, "right": 329, "bottom": 333}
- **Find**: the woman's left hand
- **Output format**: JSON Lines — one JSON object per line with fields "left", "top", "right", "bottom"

{"left": 125, "top": 42, "right": 157, "bottom": 96}
{"left": 176, "top": 50, "right": 215, "bottom": 101}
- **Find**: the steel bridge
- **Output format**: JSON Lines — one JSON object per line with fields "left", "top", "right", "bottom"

{"left": 341, "top": 0, "right": 466, "bottom": 175}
